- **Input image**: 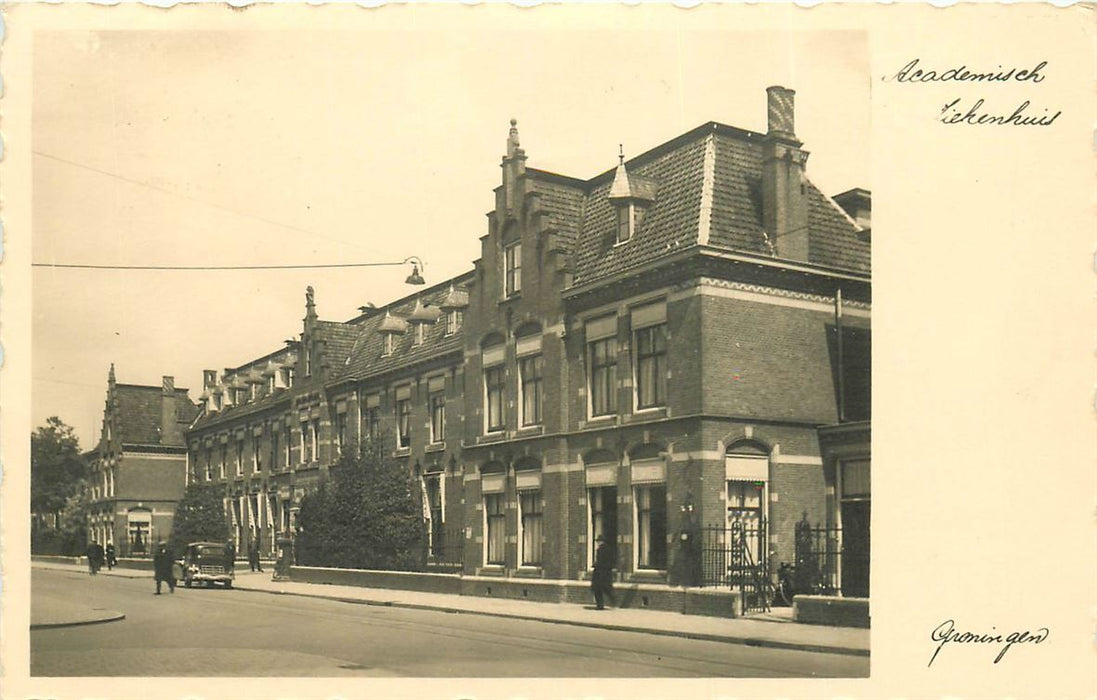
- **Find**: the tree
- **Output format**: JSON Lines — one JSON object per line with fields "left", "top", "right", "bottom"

{"left": 296, "top": 436, "right": 427, "bottom": 571}
{"left": 168, "top": 482, "right": 230, "bottom": 557}
{"left": 31, "top": 417, "right": 88, "bottom": 527}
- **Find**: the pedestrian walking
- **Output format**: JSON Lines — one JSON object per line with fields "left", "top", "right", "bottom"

{"left": 153, "top": 542, "right": 176, "bottom": 595}
{"left": 248, "top": 536, "right": 263, "bottom": 573}
{"left": 105, "top": 542, "right": 116, "bottom": 571}
{"left": 86, "top": 541, "right": 103, "bottom": 575}
{"left": 591, "top": 535, "right": 616, "bottom": 610}
{"left": 225, "top": 540, "right": 236, "bottom": 572}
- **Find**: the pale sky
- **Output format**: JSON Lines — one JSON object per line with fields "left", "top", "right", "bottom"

{"left": 32, "top": 26, "right": 869, "bottom": 449}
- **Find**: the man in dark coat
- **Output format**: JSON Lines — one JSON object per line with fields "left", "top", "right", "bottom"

{"left": 86, "top": 541, "right": 104, "bottom": 575}
{"left": 591, "top": 535, "right": 616, "bottom": 610}
{"left": 248, "top": 535, "right": 263, "bottom": 572}
{"left": 225, "top": 540, "right": 236, "bottom": 572}
{"left": 104, "top": 542, "right": 116, "bottom": 570}
{"left": 153, "top": 542, "right": 175, "bottom": 594}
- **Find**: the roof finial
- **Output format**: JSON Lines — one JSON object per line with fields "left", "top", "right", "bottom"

{"left": 618, "top": 143, "right": 625, "bottom": 165}
{"left": 507, "top": 118, "right": 520, "bottom": 157}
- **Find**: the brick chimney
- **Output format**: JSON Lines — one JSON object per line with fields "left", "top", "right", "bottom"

{"left": 762, "top": 86, "right": 811, "bottom": 262}
{"left": 160, "top": 376, "right": 181, "bottom": 445}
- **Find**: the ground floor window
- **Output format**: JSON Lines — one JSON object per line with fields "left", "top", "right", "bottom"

{"left": 589, "top": 486, "right": 618, "bottom": 566}
{"left": 485, "top": 493, "right": 505, "bottom": 565}
{"left": 127, "top": 510, "right": 152, "bottom": 555}
{"left": 425, "top": 475, "right": 444, "bottom": 558}
{"left": 634, "top": 484, "right": 667, "bottom": 570}
{"left": 519, "top": 491, "right": 542, "bottom": 566}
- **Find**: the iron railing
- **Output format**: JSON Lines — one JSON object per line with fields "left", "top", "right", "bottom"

{"left": 699, "top": 521, "right": 771, "bottom": 612}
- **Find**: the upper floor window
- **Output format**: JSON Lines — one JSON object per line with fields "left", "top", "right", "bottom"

{"left": 283, "top": 425, "right": 292, "bottom": 468}
{"left": 383, "top": 333, "right": 394, "bottom": 357}
{"left": 519, "top": 355, "right": 543, "bottom": 427}
{"left": 252, "top": 434, "right": 261, "bottom": 473}
{"left": 482, "top": 338, "right": 506, "bottom": 433}
{"left": 632, "top": 302, "right": 668, "bottom": 411}
{"left": 396, "top": 386, "right": 412, "bottom": 449}
{"left": 446, "top": 310, "right": 463, "bottom": 336}
{"left": 485, "top": 365, "right": 505, "bottom": 433}
{"left": 311, "top": 419, "right": 320, "bottom": 461}
{"left": 219, "top": 444, "right": 227, "bottom": 479}
{"left": 429, "top": 389, "right": 446, "bottom": 443}
{"left": 305, "top": 346, "right": 312, "bottom": 376}
{"left": 270, "top": 430, "right": 280, "bottom": 472}
{"left": 504, "top": 242, "right": 522, "bottom": 297}
{"left": 235, "top": 439, "right": 245, "bottom": 476}
{"left": 301, "top": 420, "right": 312, "bottom": 464}
{"left": 616, "top": 203, "right": 633, "bottom": 244}
{"left": 283, "top": 367, "right": 295, "bottom": 388}
{"left": 586, "top": 316, "right": 618, "bottom": 418}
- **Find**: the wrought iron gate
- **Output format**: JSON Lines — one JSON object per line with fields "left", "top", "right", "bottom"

{"left": 700, "top": 520, "right": 770, "bottom": 613}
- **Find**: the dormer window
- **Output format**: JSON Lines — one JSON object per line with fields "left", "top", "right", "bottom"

{"left": 608, "top": 147, "right": 657, "bottom": 247}
{"left": 504, "top": 242, "right": 522, "bottom": 297}
{"left": 440, "top": 284, "right": 468, "bottom": 336}
{"left": 446, "top": 310, "right": 463, "bottom": 335}
{"left": 378, "top": 311, "right": 408, "bottom": 357}
{"left": 616, "top": 203, "right": 634, "bottom": 244}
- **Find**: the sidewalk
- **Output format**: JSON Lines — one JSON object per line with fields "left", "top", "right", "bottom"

{"left": 32, "top": 562, "right": 868, "bottom": 657}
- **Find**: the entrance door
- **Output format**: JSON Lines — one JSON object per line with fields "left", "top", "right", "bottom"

{"left": 590, "top": 486, "right": 618, "bottom": 566}
{"left": 840, "top": 500, "right": 870, "bottom": 597}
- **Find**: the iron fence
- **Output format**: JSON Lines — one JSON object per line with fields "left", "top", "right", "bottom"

{"left": 425, "top": 524, "right": 465, "bottom": 574}
{"left": 699, "top": 521, "right": 771, "bottom": 612}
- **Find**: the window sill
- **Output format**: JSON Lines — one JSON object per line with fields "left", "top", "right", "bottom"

{"left": 479, "top": 431, "right": 506, "bottom": 444}
{"left": 514, "top": 566, "right": 544, "bottom": 578}
{"left": 477, "top": 565, "right": 506, "bottom": 577}
{"left": 498, "top": 293, "right": 522, "bottom": 306}
{"left": 426, "top": 442, "right": 446, "bottom": 453}
{"left": 516, "top": 425, "right": 543, "bottom": 437}
{"left": 628, "top": 407, "right": 667, "bottom": 421}
{"left": 394, "top": 447, "right": 412, "bottom": 458}
{"left": 628, "top": 569, "right": 668, "bottom": 583}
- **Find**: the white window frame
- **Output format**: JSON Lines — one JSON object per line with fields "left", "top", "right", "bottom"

{"left": 483, "top": 362, "right": 506, "bottom": 434}
{"left": 518, "top": 353, "right": 543, "bottom": 428}
{"left": 632, "top": 478, "right": 668, "bottom": 572}
{"left": 517, "top": 488, "right": 543, "bottom": 567}
{"left": 483, "top": 491, "right": 506, "bottom": 566}
{"left": 504, "top": 241, "right": 522, "bottom": 297}
{"left": 633, "top": 321, "right": 668, "bottom": 413}
{"left": 429, "top": 390, "right": 446, "bottom": 444}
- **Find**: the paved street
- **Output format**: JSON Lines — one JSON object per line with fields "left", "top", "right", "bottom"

{"left": 32, "top": 568, "right": 868, "bottom": 677}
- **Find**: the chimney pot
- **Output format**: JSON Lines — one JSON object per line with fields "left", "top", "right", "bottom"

{"left": 162, "top": 376, "right": 175, "bottom": 395}
{"left": 766, "top": 86, "right": 796, "bottom": 139}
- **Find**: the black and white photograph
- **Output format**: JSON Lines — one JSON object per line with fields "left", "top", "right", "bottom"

{"left": 28, "top": 21, "right": 870, "bottom": 679}
{"left": 3, "top": 3, "right": 1094, "bottom": 699}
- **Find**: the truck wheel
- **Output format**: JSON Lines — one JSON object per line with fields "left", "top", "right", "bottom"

{"left": 224, "top": 581, "right": 233, "bottom": 589}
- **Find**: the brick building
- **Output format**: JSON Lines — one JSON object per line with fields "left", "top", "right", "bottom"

{"left": 185, "top": 86, "right": 871, "bottom": 595}
{"left": 86, "top": 365, "right": 199, "bottom": 556}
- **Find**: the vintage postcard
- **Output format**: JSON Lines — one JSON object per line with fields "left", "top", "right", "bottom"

{"left": 1, "top": 3, "right": 1094, "bottom": 699}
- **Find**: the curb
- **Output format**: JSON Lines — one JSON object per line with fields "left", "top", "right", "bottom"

{"left": 31, "top": 611, "right": 126, "bottom": 630}
{"left": 232, "top": 584, "right": 869, "bottom": 658}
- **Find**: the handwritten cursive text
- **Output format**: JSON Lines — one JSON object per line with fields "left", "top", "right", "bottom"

{"left": 929, "top": 619, "right": 1049, "bottom": 667}
{"left": 891, "top": 59, "right": 1047, "bottom": 84}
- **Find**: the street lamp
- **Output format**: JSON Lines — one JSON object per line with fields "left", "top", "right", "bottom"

{"left": 404, "top": 257, "right": 426, "bottom": 285}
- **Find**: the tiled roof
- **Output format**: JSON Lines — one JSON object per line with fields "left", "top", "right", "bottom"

{"left": 113, "top": 384, "right": 198, "bottom": 446}
{"left": 336, "top": 279, "right": 471, "bottom": 384}
{"left": 532, "top": 122, "right": 868, "bottom": 286}
{"left": 314, "top": 320, "right": 360, "bottom": 369}
{"left": 528, "top": 176, "right": 585, "bottom": 253}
